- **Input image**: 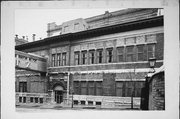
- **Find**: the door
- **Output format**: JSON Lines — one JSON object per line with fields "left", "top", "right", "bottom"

{"left": 55, "top": 91, "right": 63, "bottom": 103}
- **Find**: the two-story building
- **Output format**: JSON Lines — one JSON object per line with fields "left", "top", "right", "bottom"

{"left": 15, "top": 8, "right": 164, "bottom": 107}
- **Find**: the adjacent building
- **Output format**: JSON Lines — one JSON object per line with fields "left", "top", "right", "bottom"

{"left": 15, "top": 8, "right": 164, "bottom": 107}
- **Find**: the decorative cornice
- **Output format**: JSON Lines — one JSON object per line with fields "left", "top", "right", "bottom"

{"left": 15, "top": 16, "right": 163, "bottom": 51}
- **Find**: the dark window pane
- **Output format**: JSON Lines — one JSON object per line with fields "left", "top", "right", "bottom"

{"left": 57, "top": 53, "right": 61, "bottom": 66}
{"left": 107, "top": 49, "right": 113, "bottom": 63}
{"left": 97, "top": 50, "right": 103, "bottom": 63}
{"left": 88, "top": 82, "right": 95, "bottom": 95}
{"left": 82, "top": 51, "right": 87, "bottom": 65}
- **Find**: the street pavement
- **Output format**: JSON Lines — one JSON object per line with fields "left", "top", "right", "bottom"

{"left": 16, "top": 103, "right": 141, "bottom": 111}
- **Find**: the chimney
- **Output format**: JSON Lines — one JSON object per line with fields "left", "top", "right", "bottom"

{"left": 32, "top": 34, "right": 36, "bottom": 41}
{"left": 26, "top": 36, "right": 28, "bottom": 41}
{"left": 22, "top": 36, "right": 25, "bottom": 40}
{"left": 15, "top": 34, "right": 18, "bottom": 40}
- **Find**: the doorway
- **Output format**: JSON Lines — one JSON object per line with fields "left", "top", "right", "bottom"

{"left": 54, "top": 85, "right": 64, "bottom": 104}
{"left": 54, "top": 91, "right": 63, "bottom": 103}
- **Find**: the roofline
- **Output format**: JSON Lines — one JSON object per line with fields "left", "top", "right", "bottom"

{"left": 16, "top": 16, "right": 163, "bottom": 51}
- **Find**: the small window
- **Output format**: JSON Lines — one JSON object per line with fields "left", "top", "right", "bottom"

{"left": 30, "top": 97, "right": 33, "bottom": 103}
{"left": 74, "top": 100, "right": 79, "bottom": 105}
{"left": 39, "top": 98, "right": 43, "bottom": 103}
{"left": 88, "top": 101, "right": 93, "bottom": 105}
{"left": 23, "top": 97, "right": 26, "bottom": 103}
{"left": 19, "top": 97, "right": 22, "bottom": 103}
{"left": 96, "top": 102, "right": 101, "bottom": 105}
{"left": 80, "top": 101, "right": 86, "bottom": 105}
{"left": 35, "top": 97, "right": 38, "bottom": 103}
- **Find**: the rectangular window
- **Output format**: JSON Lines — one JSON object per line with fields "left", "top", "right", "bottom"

{"left": 147, "top": 44, "right": 155, "bottom": 59}
{"left": 23, "top": 97, "right": 26, "bottom": 103}
{"left": 134, "top": 82, "right": 145, "bottom": 97}
{"left": 88, "top": 81, "right": 95, "bottom": 95}
{"left": 19, "top": 82, "right": 27, "bottom": 92}
{"left": 62, "top": 52, "right": 66, "bottom": 66}
{"left": 117, "top": 47, "right": 124, "bottom": 62}
{"left": 39, "top": 98, "right": 43, "bottom": 103}
{"left": 96, "top": 81, "right": 102, "bottom": 96}
{"left": 51, "top": 54, "right": 56, "bottom": 67}
{"left": 126, "top": 46, "right": 134, "bottom": 62}
{"left": 81, "top": 51, "right": 87, "bottom": 65}
{"left": 125, "top": 82, "right": 133, "bottom": 97}
{"left": 97, "top": 50, "right": 103, "bottom": 63}
{"left": 74, "top": 52, "right": 80, "bottom": 65}
{"left": 35, "top": 97, "right": 38, "bottom": 103}
{"left": 19, "top": 97, "right": 22, "bottom": 103}
{"left": 81, "top": 81, "right": 87, "bottom": 95}
{"left": 57, "top": 53, "right": 61, "bottom": 66}
{"left": 74, "top": 81, "right": 80, "bottom": 95}
{"left": 137, "top": 45, "right": 144, "bottom": 61}
{"left": 116, "top": 82, "right": 123, "bottom": 97}
{"left": 106, "top": 48, "right": 113, "bottom": 63}
{"left": 89, "top": 50, "right": 95, "bottom": 64}
{"left": 30, "top": 97, "right": 33, "bottom": 103}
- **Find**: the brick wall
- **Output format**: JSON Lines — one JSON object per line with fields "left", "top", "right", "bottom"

{"left": 148, "top": 71, "right": 165, "bottom": 110}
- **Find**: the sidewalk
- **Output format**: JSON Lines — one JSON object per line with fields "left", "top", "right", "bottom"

{"left": 16, "top": 103, "right": 140, "bottom": 110}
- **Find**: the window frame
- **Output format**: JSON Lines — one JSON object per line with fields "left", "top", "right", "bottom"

{"left": 74, "top": 51, "right": 80, "bottom": 65}
{"left": 106, "top": 48, "right": 113, "bottom": 63}
{"left": 62, "top": 52, "right": 66, "bottom": 66}
{"left": 57, "top": 53, "right": 61, "bottom": 66}
{"left": 97, "top": 49, "right": 103, "bottom": 64}
{"left": 89, "top": 50, "right": 95, "bottom": 64}
{"left": 81, "top": 51, "right": 87, "bottom": 65}
{"left": 126, "top": 46, "right": 135, "bottom": 62}
{"left": 137, "top": 45, "right": 144, "bottom": 61}
{"left": 117, "top": 47, "right": 124, "bottom": 62}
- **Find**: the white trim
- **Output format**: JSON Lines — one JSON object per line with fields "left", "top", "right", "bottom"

{"left": 115, "top": 79, "right": 145, "bottom": 81}
{"left": 48, "top": 60, "right": 163, "bottom": 69}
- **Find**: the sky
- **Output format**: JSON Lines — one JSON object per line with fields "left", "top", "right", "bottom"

{"left": 15, "top": 8, "right": 122, "bottom": 42}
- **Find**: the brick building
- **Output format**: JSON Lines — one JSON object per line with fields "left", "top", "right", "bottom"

{"left": 15, "top": 8, "right": 164, "bottom": 107}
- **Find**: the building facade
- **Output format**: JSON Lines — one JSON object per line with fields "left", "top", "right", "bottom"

{"left": 15, "top": 8, "right": 164, "bottom": 107}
